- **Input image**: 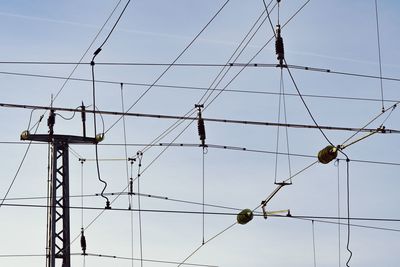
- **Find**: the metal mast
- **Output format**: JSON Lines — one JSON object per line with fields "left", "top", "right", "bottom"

{"left": 21, "top": 109, "right": 98, "bottom": 267}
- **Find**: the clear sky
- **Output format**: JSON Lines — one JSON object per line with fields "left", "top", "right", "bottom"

{"left": 0, "top": 1, "right": 399, "bottom": 267}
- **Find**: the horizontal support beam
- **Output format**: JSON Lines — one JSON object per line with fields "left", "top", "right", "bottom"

{"left": 1, "top": 102, "right": 398, "bottom": 133}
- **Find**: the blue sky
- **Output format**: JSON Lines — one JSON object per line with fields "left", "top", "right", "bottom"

{"left": 0, "top": 1, "right": 399, "bottom": 266}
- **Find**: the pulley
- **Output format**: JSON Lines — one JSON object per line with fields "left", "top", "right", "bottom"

{"left": 237, "top": 209, "right": 254, "bottom": 225}
{"left": 317, "top": 145, "right": 338, "bottom": 164}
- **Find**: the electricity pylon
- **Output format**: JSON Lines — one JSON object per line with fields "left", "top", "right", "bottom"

{"left": 21, "top": 108, "right": 99, "bottom": 267}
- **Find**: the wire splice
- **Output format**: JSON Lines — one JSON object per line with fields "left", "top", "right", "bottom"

{"left": 195, "top": 104, "right": 206, "bottom": 147}
{"left": 275, "top": 25, "right": 285, "bottom": 67}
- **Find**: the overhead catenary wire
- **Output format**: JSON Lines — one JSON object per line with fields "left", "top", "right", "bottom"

{"left": 0, "top": 59, "right": 399, "bottom": 80}
{"left": 3, "top": 102, "right": 398, "bottom": 133}
{"left": 266, "top": 0, "right": 292, "bottom": 184}
{"left": 85, "top": 253, "right": 219, "bottom": 267}
{"left": 312, "top": 220, "right": 317, "bottom": 267}
{"left": 92, "top": 0, "right": 132, "bottom": 61}
{"left": 136, "top": 151, "right": 144, "bottom": 267}
{"left": 6, "top": 3, "right": 396, "bottom": 267}
{"left": 2, "top": 200, "right": 400, "bottom": 229}
{"left": 120, "top": 83, "right": 131, "bottom": 208}
{"left": 51, "top": 0, "right": 124, "bottom": 104}
{"left": 128, "top": 158, "right": 135, "bottom": 267}
{"left": 25, "top": 0, "right": 125, "bottom": 137}
{"left": 45, "top": 142, "right": 51, "bottom": 267}
{"left": 1, "top": 67, "right": 400, "bottom": 104}
{"left": 179, "top": 159, "right": 319, "bottom": 266}
{"left": 6, "top": 201, "right": 400, "bottom": 222}
{"left": 202, "top": 145, "right": 206, "bottom": 245}
{"left": 0, "top": 253, "right": 218, "bottom": 267}
{"left": 273, "top": 68, "right": 292, "bottom": 183}
{"left": 374, "top": 0, "right": 385, "bottom": 112}
{"left": 79, "top": 158, "right": 87, "bottom": 261}
{"left": 196, "top": 104, "right": 207, "bottom": 244}
{"left": 71, "top": 1, "right": 229, "bottom": 200}
{"left": 104, "top": 0, "right": 231, "bottom": 134}
{"left": 121, "top": 83, "right": 134, "bottom": 267}
{"left": 336, "top": 160, "right": 342, "bottom": 267}
{"left": 197, "top": 0, "right": 274, "bottom": 105}
{"left": 39, "top": 2, "right": 278, "bottom": 227}
{"left": 341, "top": 101, "right": 398, "bottom": 148}
{"left": 345, "top": 158, "right": 352, "bottom": 267}
{"left": 291, "top": 216, "right": 400, "bottom": 233}
{"left": 99, "top": 0, "right": 270, "bottom": 176}
{"left": 89, "top": 0, "right": 132, "bottom": 209}
{"left": 1, "top": 140, "right": 400, "bottom": 167}
{"left": 3, "top": 2, "right": 397, "bottom": 266}
{"left": 2, "top": 60, "right": 400, "bottom": 81}
{"left": 0, "top": 115, "right": 44, "bottom": 208}
{"left": 202, "top": 0, "right": 312, "bottom": 111}
{"left": 177, "top": 222, "right": 237, "bottom": 267}
{"left": 15, "top": 68, "right": 391, "bottom": 260}
{"left": 91, "top": 58, "right": 110, "bottom": 209}
{"left": 202, "top": 27, "right": 276, "bottom": 109}
{"left": 3, "top": 200, "right": 400, "bottom": 235}
{"left": 93, "top": 142, "right": 400, "bottom": 166}
{"left": 284, "top": 58, "right": 335, "bottom": 146}
{"left": 3, "top": 189, "right": 400, "bottom": 233}
{"left": 4, "top": 187, "right": 400, "bottom": 231}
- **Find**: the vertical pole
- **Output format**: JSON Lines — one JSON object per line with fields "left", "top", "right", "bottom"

{"left": 62, "top": 142, "right": 71, "bottom": 267}
{"left": 47, "top": 143, "right": 57, "bottom": 267}
{"left": 22, "top": 130, "right": 97, "bottom": 267}
{"left": 47, "top": 140, "right": 71, "bottom": 267}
